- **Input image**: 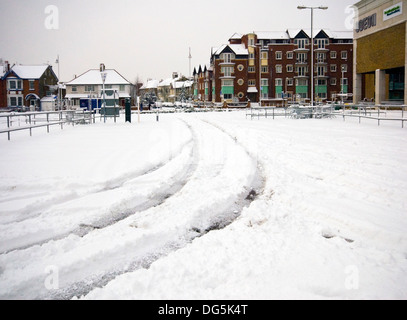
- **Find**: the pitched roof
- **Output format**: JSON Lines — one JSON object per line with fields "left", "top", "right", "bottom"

{"left": 213, "top": 44, "right": 248, "bottom": 56}
{"left": 10, "top": 65, "right": 50, "bottom": 79}
{"left": 66, "top": 69, "right": 131, "bottom": 85}
{"left": 255, "top": 31, "right": 290, "bottom": 40}
{"left": 140, "top": 79, "right": 159, "bottom": 90}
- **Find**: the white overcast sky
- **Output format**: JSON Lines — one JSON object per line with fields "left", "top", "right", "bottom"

{"left": 0, "top": 0, "right": 357, "bottom": 84}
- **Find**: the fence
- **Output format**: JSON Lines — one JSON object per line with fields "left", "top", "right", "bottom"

{"left": 246, "top": 104, "right": 407, "bottom": 128}
{"left": 0, "top": 110, "right": 95, "bottom": 141}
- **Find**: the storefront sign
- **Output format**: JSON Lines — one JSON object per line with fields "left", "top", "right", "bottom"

{"left": 356, "top": 13, "right": 377, "bottom": 33}
{"left": 383, "top": 2, "right": 403, "bottom": 21}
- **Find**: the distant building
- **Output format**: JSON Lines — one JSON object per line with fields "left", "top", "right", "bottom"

{"left": 142, "top": 73, "right": 193, "bottom": 104}
{"left": 0, "top": 62, "right": 59, "bottom": 110}
{"left": 65, "top": 67, "right": 132, "bottom": 109}
{"left": 353, "top": 0, "right": 406, "bottom": 105}
{"left": 193, "top": 65, "right": 213, "bottom": 102}
{"left": 197, "top": 29, "right": 353, "bottom": 105}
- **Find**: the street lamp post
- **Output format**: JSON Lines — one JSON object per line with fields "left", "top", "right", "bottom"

{"left": 101, "top": 72, "right": 107, "bottom": 123}
{"left": 297, "top": 5, "right": 328, "bottom": 107}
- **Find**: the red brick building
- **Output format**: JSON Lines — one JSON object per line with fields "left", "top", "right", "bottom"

{"left": 193, "top": 65, "right": 213, "bottom": 102}
{"left": 0, "top": 63, "right": 58, "bottom": 110}
{"left": 200, "top": 29, "right": 353, "bottom": 105}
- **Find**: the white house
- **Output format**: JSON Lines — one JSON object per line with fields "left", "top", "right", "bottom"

{"left": 65, "top": 67, "right": 132, "bottom": 109}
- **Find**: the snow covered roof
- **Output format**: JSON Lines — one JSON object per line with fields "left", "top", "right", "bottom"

{"left": 286, "top": 29, "right": 353, "bottom": 39}
{"left": 10, "top": 65, "right": 50, "bottom": 79}
{"left": 66, "top": 69, "right": 131, "bottom": 86}
{"left": 229, "top": 32, "right": 243, "bottom": 40}
{"left": 40, "top": 96, "right": 57, "bottom": 102}
{"left": 255, "top": 31, "right": 290, "bottom": 40}
{"left": 158, "top": 77, "right": 179, "bottom": 87}
{"left": 140, "top": 79, "right": 159, "bottom": 90}
{"left": 174, "top": 80, "right": 193, "bottom": 89}
{"left": 213, "top": 44, "right": 248, "bottom": 56}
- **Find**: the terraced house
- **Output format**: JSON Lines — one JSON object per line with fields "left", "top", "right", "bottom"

{"left": 203, "top": 29, "right": 353, "bottom": 105}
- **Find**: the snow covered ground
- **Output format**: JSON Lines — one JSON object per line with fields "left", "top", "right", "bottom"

{"left": 0, "top": 110, "right": 406, "bottom": 300}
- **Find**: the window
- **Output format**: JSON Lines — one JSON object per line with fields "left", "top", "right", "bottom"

{"left": 249, "top": 38, "right": 255, "bottom": 46}
{"left": 72, "top": 86, "right": 77, "bottom": 92}
{"left": 287, "top": 78, "right": 294, "bottom": 86}
{"left": 330, "top": 65, "right": 337, "bottom": 72}
{"left": 341, "top": 78, "right": 348, "bottom": 86}
{"left": 331, "top": 51, "right": 337, "bottom": 59}
{"left": 297, "top": 66, "right": 307, "bottom": 77}
{"left": 9, "top": 80, "right": 16, "bottom": 90}
{"left": 119, "top": 85, "right": 125, "bottom": 92}
{"left": 10, "top": 97, "right": 17, "bottom": 106}
{"left": 237, "top": 79, "right": 244, "bottom": 86}
{"left": 29, "top": 80, "right": 35, "bottom": 90}
{"left": 296, "top": 79, "right": 308, "bottom": 86}
{"left": 317, "top": 66, "right": 326, "bottom": 77}
{"left": 287, "top": 52, "right": 294, "bottom": 59}
{"left": 223, "top": 53, "right": 233, "bottom": 63}
{"left": 222, "top": 80, "right": 233, "bottom": 87}
{"left": 295, "top": 39, "right": 309, "bottom": 49}
{"left": 276, "top": 51, "right": 282, "bottom": 60}
{"left": 249, "top": 53, "right": 255, "bottom": 59}
{"left": 276, "top": 65, "right": 282, "bottom": 73}
{"left": 248, "top": 66, "right": 255, "bottom": 73}
{"left": 261, "top": 79, "right": 268, "bottom": 87}
{"left": 297, "top": 53, "right": 307, "bottom": 63}
{"left": 287, "top": 65, "right": 294, "bottom": 72}
{"left": 261, "top": 52, "right": 268, "bottom": 60}
{"left": 222, "top": 67, "right": 234, "bottom": 77}
{"left": 85, "top": 85, "right": 95, "bottom": 92}
{"left": 341, "top": 51, "right": 348, "bottom": 60}
{"left": 275, "top": 79, "right": 283, "bottom": 86}
{"left": 248, "top": 80, "right": 256, "bottom": 86}
{"left": 237, "top": 64, "right": 244, "bottom": 71}
{"left": 315, "top": 39, "right": 328, "bottom": 48}
{"left": 317, "top": 79, "right": 327, "bottom": 86}
{"left": 261, "top": 66, "right": 269, "bottom": 73}
{"left": 341, "top": 64, "right": 348, "bottom": 72}
{"left": 316, "top": 53, "right": 326, "bottom": 63}
{"left": 8, "top": 79, "right": 22, "bottom": 90}
{"left": 330, "top": 78, "right": 337, "bottom": 86}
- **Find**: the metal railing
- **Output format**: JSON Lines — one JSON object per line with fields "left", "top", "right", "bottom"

{"left": 246, "top": 104, "right": 407, "bottom": 128}
{"left": 0, "top": 110, "right": 95, "bottom": 141}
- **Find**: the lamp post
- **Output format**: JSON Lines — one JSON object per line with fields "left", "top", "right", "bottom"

{"left": 297, "top": 5, "right": 328, "bottom": 106}
{"left": 101, "top": 71, "right": 107, "bottom": 123}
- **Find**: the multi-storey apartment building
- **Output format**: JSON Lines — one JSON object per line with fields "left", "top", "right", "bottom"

{"left": 207, "top": 29, "right": 353, "bottom": 104}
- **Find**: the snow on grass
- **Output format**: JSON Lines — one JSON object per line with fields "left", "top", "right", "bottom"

{"left": 1, "top": 111, "right": 407, "bottom": 300}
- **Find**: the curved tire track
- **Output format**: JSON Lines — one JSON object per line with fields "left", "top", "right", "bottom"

{"left": 0, "top": 115, "right": 265, "bottom": 300}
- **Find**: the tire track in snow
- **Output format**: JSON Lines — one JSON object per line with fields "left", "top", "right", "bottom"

{"left": 0, "top": 119, "right": 198, "bottom": 255}
{"left": 44, "top": 117, "right": 265, "bottom": 300}
{"left": 0, "top": 115, "right": 264, "bottom": 300}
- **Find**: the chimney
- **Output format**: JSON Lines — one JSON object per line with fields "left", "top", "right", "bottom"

{"left": 5, "top": 61, "right": 10, "bottom": 73}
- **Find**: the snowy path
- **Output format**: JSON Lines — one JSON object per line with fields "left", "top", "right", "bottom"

{"left": 0, "top": 114, "right": 262, "bottom": 299}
